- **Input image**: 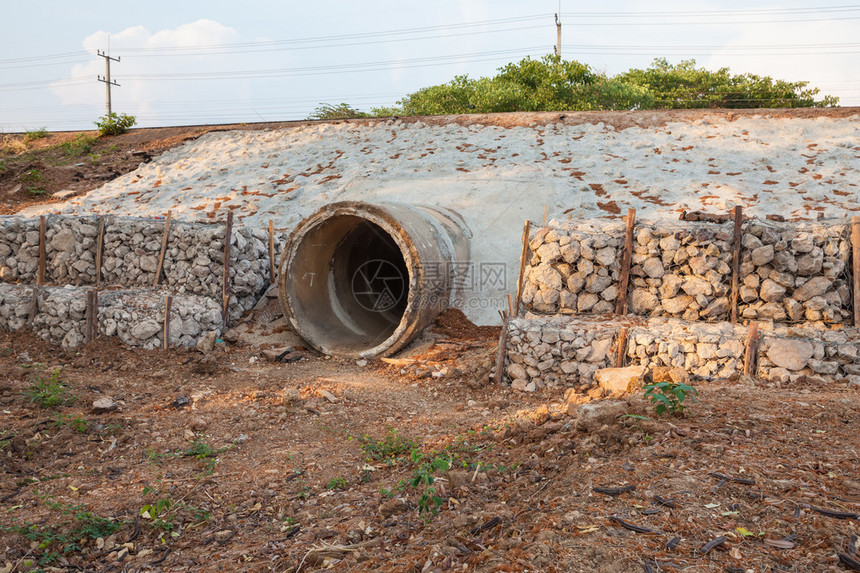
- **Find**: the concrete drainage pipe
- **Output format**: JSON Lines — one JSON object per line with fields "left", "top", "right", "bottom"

{"left": 278, "top": 201, "right": 471, "bottom": 358}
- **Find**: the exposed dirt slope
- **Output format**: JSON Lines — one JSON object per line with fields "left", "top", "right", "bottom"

{"left": 3, "top": 108, "right": 857, "bottom": 217}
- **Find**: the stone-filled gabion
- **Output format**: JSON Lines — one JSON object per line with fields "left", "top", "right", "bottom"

{"left": 0, "top": 215, "right": 282, "bottom": 328}
{"left": 629, "top": 222, "right": 734, "bottom": 321}
{"left": 99, "top": 289, "right": 222, "bottom": 350}
{"left": 522, "top": 220, "right": 625, "bottom": 314}
{"left": 506, "top": 315, "right": 622, "bottom": 392}
{"left": 625, "top": 319, "right": 747, "bottom": 379}
{"left": 31, "top": 286, "right": 88, "bottom": 351}
{"left": 44, "top": 215, "right": 100, "bottom": 285}
{"left": 758, "top": 327, "right": 860, "bottom": 383}
{"left": 0, "top": 284, "right": 35, "bottom": 332}
{"left": 737, "top": 221, "right": 852, "bottom": 326}
{"left": 0, "top": 217, "right": 40, "bottom": 284}
{"left": 100, "top": 216, "right": 167, "bottom": 287}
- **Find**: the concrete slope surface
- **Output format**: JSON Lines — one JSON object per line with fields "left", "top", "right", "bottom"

{"left": 20, "top": 110, "right": 860, "bottom": 325}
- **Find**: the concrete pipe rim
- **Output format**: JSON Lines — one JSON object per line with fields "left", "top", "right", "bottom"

{"left": 279, "top": 202, "right": 432, "bottom": 359}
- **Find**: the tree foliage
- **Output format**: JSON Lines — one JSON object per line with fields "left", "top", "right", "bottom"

{"left": 320, "top": 56, "right": 837, "bottom": 118}
{"left": 307, "top": 103, "right": 370, "bottom": 120}
{"left": 395, "top": 56, "right": 653, "bottom": 115}
{"left": 617, "top": 58, "right": 837, "bottom": 109}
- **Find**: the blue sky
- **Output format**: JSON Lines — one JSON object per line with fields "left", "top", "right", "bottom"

{"left": 1, "top": 0, "right": 858, "bottom": 131}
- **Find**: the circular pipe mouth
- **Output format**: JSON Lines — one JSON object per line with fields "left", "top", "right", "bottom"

{"left": 279, "top": 202, "right": 469, "bottom": 358}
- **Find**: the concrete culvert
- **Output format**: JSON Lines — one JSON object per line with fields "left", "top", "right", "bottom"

{"left": 278, "top": 201, "right": 470, "bottom": 358}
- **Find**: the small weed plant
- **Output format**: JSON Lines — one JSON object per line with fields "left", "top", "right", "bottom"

{"left": 359, "top": 428, "right": 419, "bottom": 463}
{"left": 24, "top": 127, "right": 48, "bottom": 141}
{"left": 326, "top": 477, "right": 348, "bottom": 490}
{"left": 94, "top": 112, "right": 136, "bottom": 136}
{"left": 182, "top": 438, "right": 231, "bottom": 473}
{"left": 140, "top": 486, "right": 211, "bottom": 533}
{"left": 2, "top": 499, "right": 120, "bottom": 565}
{"left": 25, "top": 368, "right": 76, "bottom": 408}
{"left": 54, "top": 413, "right": 87, "bottom": 433}
{"left": 58, "top": 134, "right": 98, "bottom": 157}
{"left": 409, "top": 453, "right": 452, "bottom": 517}
{"left": 643, "top": 381, "right": 698, "bottom": 416}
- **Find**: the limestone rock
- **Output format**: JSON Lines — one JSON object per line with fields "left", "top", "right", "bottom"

{"left": 662, "top": 294, "right": 693, "bottom": 315}
{"left": 570, "top": 399, "right": 627, "bottom": 431}
{"left": 595, "top": 365, "right": 647, "bottom": 396}
{"left": 751, "top": 245, "right": 774, "bottom": 266}
{"left": 642, "top": 257, "right": 665, "bottom": 279}
{"left": 92, "top": 397, "right": 118, "bottom": 413}
{"left": 629, "top": 288, "right": 658, "bottom": 314}
{"left": 650, "top": 366, "right": 689, "bottom": 385}
{"left": 759, "top": 279, "right": 786, "bottom": 302}
{"left": 766, "top": 338, "right": 814, "bottom": 371}
{"left": 131, "top": 319, "right": 161, "bottom": 340}
{"left": 793, "top": 276, "right": 830, "bottom": 301}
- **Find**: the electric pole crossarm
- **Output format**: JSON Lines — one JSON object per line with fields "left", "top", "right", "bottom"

{"left": 96, "top": 50, "right": 121, "bottom": 117}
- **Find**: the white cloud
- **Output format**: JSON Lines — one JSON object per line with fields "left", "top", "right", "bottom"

{"left": 51, "top": 20, "right": 288, "bottom": 125}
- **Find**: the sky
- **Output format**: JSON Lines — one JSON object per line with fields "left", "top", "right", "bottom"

{"left": 0, "top": 0, "right": 858, "bottom": 132}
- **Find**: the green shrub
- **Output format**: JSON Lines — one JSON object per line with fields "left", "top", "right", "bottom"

{"left": 307, "top": 103, "right": 369, "bottom": 121}
{"left": 94, "top": 112, "right": 136, "bottom": 136}
{"left": 643, "top": 381, "right": 698, "bottom": 416}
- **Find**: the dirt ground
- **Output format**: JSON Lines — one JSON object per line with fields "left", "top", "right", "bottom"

{"left": 2, "top": 112, "right": 860, "bottom": 571}
{"left": 1, "top": 310, "right": 859, "bottom": 572}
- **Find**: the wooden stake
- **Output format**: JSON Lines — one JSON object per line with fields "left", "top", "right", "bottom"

{"left": 615, "top": 327, "right": 629, "bottom": 367}
{"left": 852, "top": 216, "right": 860, "bottom": 327}
{"left": 543, "top": 204, "right": 547, "bottom": 225}
{"left": 743, "top": 321, "right": 759, "bottom": 377}
{"left": 222, "top": 211, "right": 234, "bottom": 329}
{"left": 507, "top": 293, "right": 515, "bottom": 317}
{"left": 95, "top": 216, "right": 105, "bottom": 287}
{"left": 493, "top": 310, "right": 510, "bottom": 385}
{"left": 29, "top": 286, "right": 39, "bottom": 327}
{"left": 615, "top": 208, "right": 636, "bottom": 315}
{"left": 91, "top": 289, "right": 98, "bottom": 341}
{"left": 153, "top": 210, "right": 172, "bottom": 286}
{"left": 85, "top": 289, "right": 98, "bottom": 343}
{"left": 268, "top": 219, "right": 276, "bottom": 286}
{"left": 164, "top": 295, "right": 173, "bottom": 350}
{"left": 730, "top": 206, "right": 744, "bottom": 324}
{"left": 514, "top": 220, "right": 532, "bottom": 316}
{"left": 37, "top": 215, "right": 46, "bottom": 286}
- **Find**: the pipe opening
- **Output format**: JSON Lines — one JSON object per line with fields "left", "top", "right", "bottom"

{"left": 280, "top": 201, "right": 470, "bottom": 358}
{"left": 287, "top": 215, "right": 409, "bottom": 353}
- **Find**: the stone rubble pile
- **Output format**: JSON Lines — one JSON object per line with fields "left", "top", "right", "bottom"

{"left": 521, "top": 220, "right": 624, "bottom": 314}
{"left": 0, "top": 284, "right": 34, "bottom": 332}
{"left": 625, "top": 319, "right": 747, "bottom": 380}
{"left": 629, "top": 222, "right": 734, "bottom": 321}
{"left": 505, "top": 315, "right": 860, "bottom": 392}
{"left": 31, "top": 286, "right": 88, "bottom": 351}
{"left": 737, "top": 221, "right": 852, "bottom": 326}
{"left": 758, "top": 327, "right": 860, "bottom": 384}
{"left": 522, "top": 217, "right": 855, "bottom": 331}
{"left": 0, "top": 283, "right": 222, "bottom": 351}
{"left": 44, "top": 215, "right": 101, "bottom": 285}
{"left": 0, "top": 217, "right": 40, "bottom": 283}
{"left": 506, "top": 315, "right": 625, "bottom": 392}
{"left": 99, "top": 289, "right": 222, "bottom": 350}
{"left": 0, "top": 215, "right": 283, "bottom": 328}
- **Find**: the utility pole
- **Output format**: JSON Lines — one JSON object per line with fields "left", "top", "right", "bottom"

{"left": 554, "top": 9, "right": 562, "bottom": 58}
{"left": 97, "top": 49, "right": 120, "bottom": 117}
